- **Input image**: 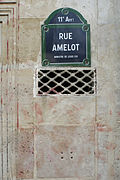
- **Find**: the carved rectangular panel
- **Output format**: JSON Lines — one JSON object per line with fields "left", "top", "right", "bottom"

{"left": 36, "top": 125, "right": 95, "bottom": 178}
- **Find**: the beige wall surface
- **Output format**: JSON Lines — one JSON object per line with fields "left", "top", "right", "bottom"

{"left": 0, "top": 0, "right": 120, "bottom": 180}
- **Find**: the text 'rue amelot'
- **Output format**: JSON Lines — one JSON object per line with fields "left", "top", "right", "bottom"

{"left": 52, "top": 32, "right": 80, "bottom": 52}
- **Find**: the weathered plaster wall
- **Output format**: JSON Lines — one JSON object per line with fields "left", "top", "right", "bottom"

{"left": 0, "top": 0, "right": 120, "bottom": 180}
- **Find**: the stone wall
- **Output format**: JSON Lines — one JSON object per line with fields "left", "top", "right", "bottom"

{"left": 0, "top": 0, "right": 120, "bottom": 180}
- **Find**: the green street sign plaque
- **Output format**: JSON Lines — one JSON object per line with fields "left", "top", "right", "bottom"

{"left": 41, "top": 8, "right": 91, "bottom": 67}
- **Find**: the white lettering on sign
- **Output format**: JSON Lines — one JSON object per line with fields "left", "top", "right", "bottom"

{"left": 52, "top": 44, "right": 80, "bottom": 52}
{"left": 57, "top": 16, "right": 74, "bottom": 23}
{"left": 65, "top": 16, "right": 74, "bottom": 22}
{"left": 59, "top": 32, "right": 72, "bottom": 40}
{"left": 54, "top": 55, "right": 78, "bottom": 59}
{"left": 58, "top": 17, "right": 64, "bottom": 22}
{"left": 52, "top": 31, "right": 80, "bottom": 52}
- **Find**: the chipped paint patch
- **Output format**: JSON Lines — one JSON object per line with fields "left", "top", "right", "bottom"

{"left": 96, "top": 123, "right": 112, "bottom": 132}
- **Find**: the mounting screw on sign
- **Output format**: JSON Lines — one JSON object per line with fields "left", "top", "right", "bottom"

{"left": 62, "top": 8, "right": 69, "bottom": 15}
{"left": 41, "top": 8, "right": 91, "bottom": 67}
{"left": 42, "top": 59, "right": 50, "bottom": 66}
{"left": 83, "top": 59, "right": 89, "bottom": 66}
{"left": 44, "top": 25, "right": 49, "bottom": 32}
{"left": 82, "top": 24, "right": 89, "bottom": 32}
